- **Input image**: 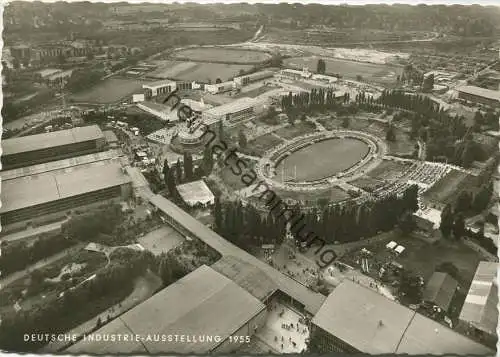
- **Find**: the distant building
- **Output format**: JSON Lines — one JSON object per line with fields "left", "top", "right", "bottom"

{"left": 423, "top": 272, "right": 458, "bottom": 312}
{"left": 202, "top": 97, "right": 256, "bottom": 127}
{"left": 457, "top": 85, "right": 500, "bottom": 108}
{"left": 233, "top": 70, "right": 274, "bottom": 87}
{"left": 1, "top": 125, "right": 106, "bottom": 170}
{"left": 10, "top": 45, "right": 31, "bottom": 60}
{"left": 311, "top": 280, "right": 493, "bottom": 355}
{"left": 459, "top": 261, "right": 498, "bottom": 340}
{"left": 176, "top": 180, "right": 215, "bottom": 207}
{"left": 205, "top": 81, "right": 235, "bottom": 94}
{"left": 280, "top": 68, "right": 312, "bottom": 80}
{"left": 143, "top": 79, "right": 177, "bottom": 99}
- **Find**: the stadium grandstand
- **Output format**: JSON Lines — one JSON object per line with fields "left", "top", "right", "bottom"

{"left": 311, "top": 280, "right": 493, "bottom": 355}
{"left": 1, "top": 125, "right": 106, "bottom": 170}
{"left": 66, "top": 265, "right": 267, "bottom": 354}
{"left": 0, "top": 159, "right": 132, "bottom": 227}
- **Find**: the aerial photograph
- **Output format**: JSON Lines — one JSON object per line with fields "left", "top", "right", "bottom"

{"left": 0, "top": 1, "right": 498, "bottom": 355}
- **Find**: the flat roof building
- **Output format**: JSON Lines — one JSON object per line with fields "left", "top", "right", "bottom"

{"left": 176, "top": 180, "right": 215, "bottom": 207}
{"left": 205, "top": 81, "right": 235, "bottom": 94}
{"left": 65, "top": 265, "right": 267, "bottom": 354}
{"left": 143, "top": 79, "right": 176, "bottom": 98}
{"left": 459, "top": 261, "right": 498, "bottom": 338}
{"left": 202, "top": 97, "right": 256, "bottom": 127}
{"left": 311, "top": 280, "right": 493, "bottom": 355}
{"left": 0, "top": 159, "right": 132, "bottom": 226}
{"left": 457, "top": 85, "right": 500, "bottom": 108}
{"left": 234, "top": 70, "right": 274, "bottom": 87}
{"left": 1, "top": 125, "right": 106, "bottom": 170}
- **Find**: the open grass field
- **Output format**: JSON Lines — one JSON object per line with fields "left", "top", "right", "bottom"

{"left": 351, "top": 176, "right": 385, "bottom": 191}
{"left": 423, "top": 170, "right": 477, "bottom": 205}
{"left": 243, "top": 133, "right": 284, "bottom": 157}
{"left": 220, "top": 158, "right": 257, "bottom": 191}
{"left": 171, "top": 47, "right": 271, "bottom": 64}
{"left": 138, "top": 226, "right": 185, "bottom": 256}
{"left": 283, "top": 56, "right": 403, "bottom": 83}
{"left": 387, "top": 129, "right": 416, "bottom": 155}
{"left": 276, "top": 138, "right": 370, "bottom": 182}
{"left": 154, "top": 62, "right": 252, "bottom": 83}
{"left": 367, "top": 159, "right": 412, "bottom": 181}
{"left": 274, "top": 121, "right": 317, "bottom": 140}
{"left": 70, "top": 78, "right": 146, "bottom": 104}
{"left": 274, "top": 185, "right": 351, "bottom": 203}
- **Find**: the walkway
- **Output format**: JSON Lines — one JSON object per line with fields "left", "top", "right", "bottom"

{"left": 0, "top": 243, "right": 86, "bottom": 288}
{"left": 0, "top": 220, "right": 66, "bottom": 244}
{"left": 306, "top": 116, "right": 327, "bottom": 132}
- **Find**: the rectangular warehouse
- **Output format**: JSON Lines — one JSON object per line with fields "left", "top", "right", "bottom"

{"left": 0, "top": 160, "right": 132, "bottom": 226}
{"left": 457, "top": 85, "right": 500, "bottom": 108}
{"left": 234, "top": 70, "right": 274, "bottom": 87}
{"left": 311, "top": 280, "right": 493, "bottom": 355}
{"left": 202, "top": 97, "right": 256, "bottom": 127}
{"left": 1, "top": 125, "right": 106, "bottom": 170}
{"left": 66, "top": 265, "right": 267, "bottom": 354}
{"left": 143, "top": 79, "right": 177, "bottom": 98}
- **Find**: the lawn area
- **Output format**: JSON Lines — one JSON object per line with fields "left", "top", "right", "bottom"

{"left": 235, "top": 84, "right": 280, "bottom": 99}
{"left": 137, "top": 226, "right": 185, "bottom": 256}
{"left": 172, "top": 47, "right": 271, "bottom": 64}
{"left": 273, "top": 185, "right": 351, "bottom": 203}
{"left": 219, "top": 157, "right": 257, "bottom": 191}
{"left": 70, "top": 78, "right": 146, "bottom": 104}
{"left": 175, "top": 62, "right": 253, "bottom": 82}
{"left": 387, "top": 128, "right": 415, "bottom": 156}
{"left": 274, "top": 121, "right": 317, "bottom": 140}
{"left": 275, "top": 137, "right": 370, "bottom": 182}
{"left": 351, "top": 176, "right": 385, "bottom": 191}
{"left": 423, "top": 170, "right": 478, "bottom": 205}
{"left": 367, "top": 159, "right": 412, "bottom": 181}
{"left": 283, "top": 56, "right": 403, "bottom": 83}
{"left": 243, "top": 133, "right": 284, "bottom": 157}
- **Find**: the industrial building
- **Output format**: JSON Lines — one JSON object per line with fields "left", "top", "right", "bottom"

{"left": 143, "top": 79, "right": 177, "bottom": 98}
{"left": 204, "top": 80, "right": 235, "bottom": 94}
{"left": 0, "top": 159, "right": 132, "bottom": 227}
{"left": 459, "top": 261, "right": 498, "bottom": 340}
{"left": 233, "top": 70, "right": 274, "bottom": 87}
{"left": 311, "top": 280, "right": 493, "bottom": 355}
{"left": 457, "top": 85, "right": 500, "bottom": 108}
{"left": 66, "top": 265, "right": 267, "bottom": 354}
{"left": 201, "top": 97, "right": 256, "bottom": 126}
{"left": 1, "top": 125, "right": 106, "bottom": 170}
{"left": 279, "top": 68, "right": 312, "bottom": 80}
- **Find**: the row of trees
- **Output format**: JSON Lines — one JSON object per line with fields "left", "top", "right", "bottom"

{"left": 214, "top": 185, "right": 419, "bottom": 250}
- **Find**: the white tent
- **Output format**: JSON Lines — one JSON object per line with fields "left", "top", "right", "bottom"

{"left": 394, "top": 245, "right": 406, "bottom": 254}
{"left": 386, "top": 241, "right": 397, "bottom": 250}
